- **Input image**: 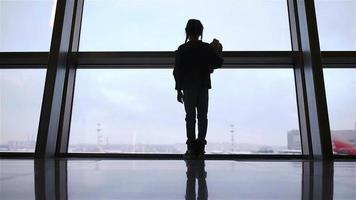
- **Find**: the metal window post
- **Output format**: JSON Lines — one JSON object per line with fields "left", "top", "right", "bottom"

{"left": 287, "top": 0, "right": 333, "bottom": 160}
{"left": 56, "top": 0, "right": 84, "bottom": 156}
{"left": 288, "top": 0, "right": 313, "bottom": 157}
{"left": 35, "top": 0, "right": 83, "bottom": 158}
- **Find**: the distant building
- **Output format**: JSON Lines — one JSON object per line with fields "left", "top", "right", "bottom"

{"left": 287, "top": 123, "right": 356, "bottom": 150}
{"left": 7, "top": 140, "right": 36, "bottom": 151}
{"left": 287, "top": 130, "right": 301, "bottom": 150}
{"left": 331, "top": 123, "right": 356, "bottom": 146}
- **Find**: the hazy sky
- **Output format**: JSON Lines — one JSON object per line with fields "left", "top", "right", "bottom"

{"left": 0, "top": 0, "right": 355, "bottom": 149}
{"left": 79, "top": 0, "right": 291, "bottom": 51}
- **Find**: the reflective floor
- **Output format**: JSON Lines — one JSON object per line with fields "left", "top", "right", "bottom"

{"left": 0, "top": 159, "right": 355, "bottom": 200}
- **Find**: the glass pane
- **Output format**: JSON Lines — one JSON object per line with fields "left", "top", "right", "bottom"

{"left": 324, "top": 69, "right": 356, "bottom": 155}
{"left": 0, "top": 0, "right": 56, "bottom": 52}
{"left": 80, "top": 0, "right": 291, "bottom": 51}
{"left": 69, "top": 69, "right": 300, "bottom": 154}
{"left": 0, "top": 69, "right": 46, "bottom": 152}
{"left": 315, "top": 0, "right": 356, "bottom": 51}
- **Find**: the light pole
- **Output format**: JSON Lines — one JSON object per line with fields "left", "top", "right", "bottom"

{"left": 96, "top": 123, "right": 103, "bottom": 152}
{"left": 230, "top": 124, "right": 235, "bottom": 153}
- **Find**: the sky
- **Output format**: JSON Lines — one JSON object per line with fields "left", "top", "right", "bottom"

{"left": 0, "top": 0, "right": 355, "bottom": 149}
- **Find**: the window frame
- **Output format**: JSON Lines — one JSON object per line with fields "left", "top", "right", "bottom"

{"left": 0, "top": 0, "right": 355, "bottom": 160}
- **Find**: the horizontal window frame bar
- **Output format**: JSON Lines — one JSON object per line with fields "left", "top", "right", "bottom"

{"left": 1, "top": 152, "right": 355, "bottom": 160}
{"left": 0, "top": 65, "right": 47, "bottom": 69}
{"left": 322, "top": 64, "right": 356, "bottom": 68}
{"left": 60, "top": 153, "right": 307, "bottom": 160}
{"left": 0, "top": 52, "right": 49, "bottom": 67}
{"left": 321, "top": 51, "right": 356, "bottom": 67}
{"left": 0, "top": 51, "right": 355, "bottom": 68}
{"left": 0, "top": 152, "right": 34, "bottom": 158}
{"left": 321, "top": 51, "right": 356, "bottom": 60}
{"left": 76, "top": 64, "right": 294, "bottom": 69}
{"left": 333, "top": 155, "right": 356, "bottom": 160}
{"left": 75, "top": 51, "right": 296, "bottom": 68}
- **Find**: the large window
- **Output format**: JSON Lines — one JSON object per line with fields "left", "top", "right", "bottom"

{"left": 210, "top": 69, "right": 300, "bottom": 154}
{"left": 0, "top": 0, "right": 56, "bottom": 52}
{"left": 315, "top": 0, "right": 356, "bottom": 51}
{"left": 79, "top": 0, "right": 291, "bottom": 51}
{"left": 69, "top": 69, "right": 300, "bottom": 154}
{"left": 324, "top": 69, "right": 356, "bottom": 155}
{"left": 0, "top": 69, "right": 46, "bottom": 152}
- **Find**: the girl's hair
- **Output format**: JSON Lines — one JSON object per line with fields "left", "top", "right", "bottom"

{"left": 185, "top": 19, "right": 204, "bottom": 43}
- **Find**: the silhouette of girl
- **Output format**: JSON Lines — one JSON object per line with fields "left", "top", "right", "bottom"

{"left": 174, "top": 19, "right": 223, "bottom": 158}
